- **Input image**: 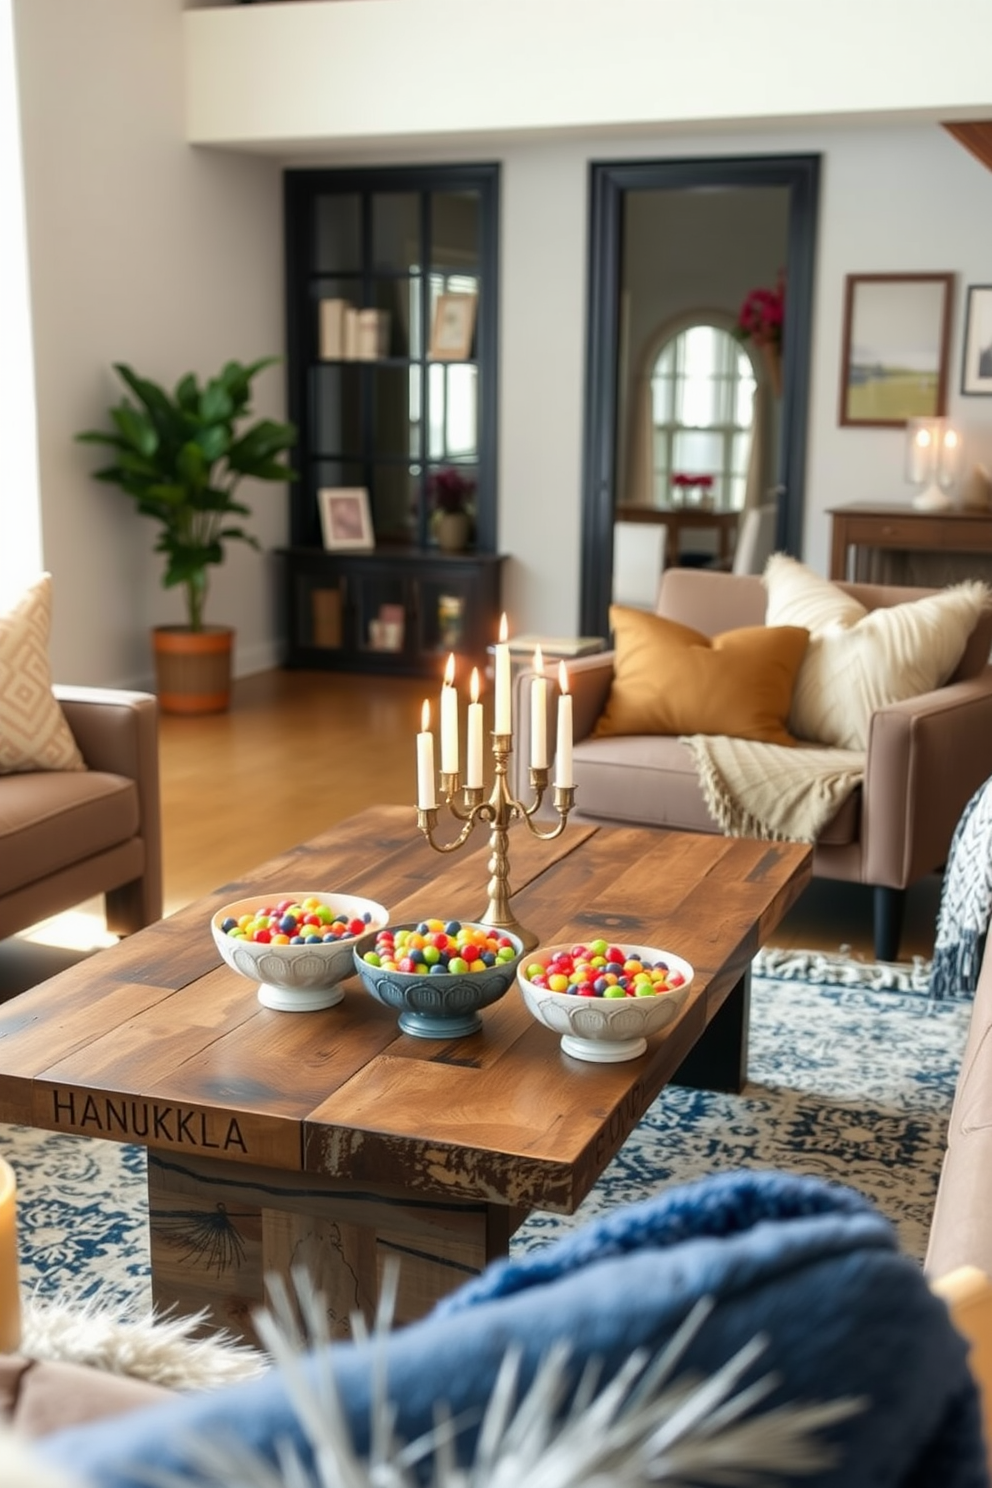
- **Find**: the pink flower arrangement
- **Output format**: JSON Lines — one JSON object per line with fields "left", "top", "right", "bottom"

{"left": 429, "top": 467, "right": 476, "bottom": 515}
{"left": 671, "top": 473, "right": 714, "bottom": 490}
{"left": 735, "top": 272, "right": 785, "bottom": 349}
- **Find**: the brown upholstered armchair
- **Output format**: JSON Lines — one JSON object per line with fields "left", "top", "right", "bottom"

{"left": 0, "top": 687, "right": 162, "bottom": 943}
{"left": 511, "top": 567, "right": 992, "bottom": 961}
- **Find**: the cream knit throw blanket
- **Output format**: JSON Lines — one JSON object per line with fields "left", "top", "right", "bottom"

{"left": 683, "top": 735, "right": 865, "bottom": 843}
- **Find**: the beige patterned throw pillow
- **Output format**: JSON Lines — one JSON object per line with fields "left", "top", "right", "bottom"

{"left": 763, "top": 553, "right": 989, "bottom": 751}
{"left": 0, "top": 574, "right": 86, "bottom": 774}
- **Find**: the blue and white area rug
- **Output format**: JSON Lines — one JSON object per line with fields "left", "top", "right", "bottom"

{"left": 0, "top": 952, "right": 970, "bottom": 1314}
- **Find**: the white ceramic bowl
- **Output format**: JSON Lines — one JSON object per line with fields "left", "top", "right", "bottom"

{"left": 354, "top": 921, "right": 526, "bottom": 1038}
{"left": 212, "top": 891, "right": 389, "bottom": 1011}
{"left": 516, "top": 941, "right": 695, "bottom": 1063}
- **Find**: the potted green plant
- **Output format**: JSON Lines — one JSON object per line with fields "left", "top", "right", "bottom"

{"left": 429, "top": 468, "right": 476, "bottom": 553}
{"left": 76, "top": 357, "right": 297, "bottom": 714}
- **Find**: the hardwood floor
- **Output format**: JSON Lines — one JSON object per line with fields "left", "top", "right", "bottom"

{"left": 0, "top": 668, "right": 942, "bottom": 999}
{"left": 157, "top": 668, "right": 427, "bottom": 915}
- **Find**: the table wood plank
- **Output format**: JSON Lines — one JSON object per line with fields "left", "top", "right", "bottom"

{"left": 147, "top": 1152, "right": 499, "bottom": 1345}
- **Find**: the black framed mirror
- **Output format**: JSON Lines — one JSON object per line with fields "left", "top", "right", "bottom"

{"left": 580, "top": 154, "right": 820, "bottom": 637}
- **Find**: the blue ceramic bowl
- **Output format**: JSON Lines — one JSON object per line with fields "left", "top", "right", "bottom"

{"left": 353, "top": 921, "right": 526, "bottom": 1038}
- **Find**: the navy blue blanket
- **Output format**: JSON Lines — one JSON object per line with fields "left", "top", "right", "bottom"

{"left": 37, "top": 1170, "right": 988, "bottom": 1487}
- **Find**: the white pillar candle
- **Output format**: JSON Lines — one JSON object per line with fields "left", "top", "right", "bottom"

{"left": 417, "top": 699, "right": 437, "bottom": 809}
{"left": 908, "top": 424, "right": 933, "bottom": 483}
{"left": 494, "top": 612, "right": 511, "bottom": 735}
{"left": 0, "top": 1156, "right": 20, "bottom": 1353}
{"left": 466, "top": 668, "right": 484, "bottom": 788}
{"left": 555, "top": 661, "right": 573, "bottom": 788}
{"left": 940, "top": 426, "right": 961, "bottom": 484}
{"left": 530, "top": 644, "right": 548, "bottom": 769}
{"left": 440, "top": 653, "right": 459, "bottom": 774}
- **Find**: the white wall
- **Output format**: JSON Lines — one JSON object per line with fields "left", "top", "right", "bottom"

{"left": 0, "top": 0, "right": 40, "bottom": 604}
{"left": 178, "top": 0, "right": 992, "bottom": 635}
{"left": 13, "top": 0, "right": 283, "bottom": 686}
{"left": 13, "top": 2, "right": 992, "bottom": 674}
{"left": 184, "top": 0, "right": 992, "bottom": 149}
{"left": 803, "top": 122, "right": 992, "bottom": 566}
{"left": 309, "top": 121, "right": 992, "bottom": 637}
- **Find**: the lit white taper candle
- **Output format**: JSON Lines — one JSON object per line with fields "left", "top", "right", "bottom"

{"left": 494, "top": 612, "right": 511, "bottom": 735}
{"left": 440, "top": 653, "right": 459, "bottom": 775}
{"left": 530, "top": 644, "right": 548, "bottom": 769}
{"left": 417, "top": 699, "right": 437, "bottom": 809}
{"left": 466, "top": 667, "right": 484, "bottom": 788}
{"left": 555, "top": 661, "right": 573, "bottom": 788}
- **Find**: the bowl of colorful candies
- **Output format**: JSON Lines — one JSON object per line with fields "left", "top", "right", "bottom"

{"left": 517, "top": 938, "right": 694, "bottom": 1063}
{"left": 354, "top": 919, "right": 526, "bottom": 1038}
{"left": 212, "top": 892, "right": 389, "bottom": 1012}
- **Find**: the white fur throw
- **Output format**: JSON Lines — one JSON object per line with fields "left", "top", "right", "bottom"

{"left": 1, "top": 1293, "right": 267, "bottom": 1488}
{"left": 19, "top": 1289, "right": 268, "bottom": 1391}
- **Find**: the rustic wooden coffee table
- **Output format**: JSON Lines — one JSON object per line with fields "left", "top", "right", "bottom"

{"left": 0, "top": 806, "right": 811, "bottom": 1346}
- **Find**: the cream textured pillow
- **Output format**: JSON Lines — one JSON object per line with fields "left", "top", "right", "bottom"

{"left": 0, "top": 574, "right": 86, "bottom": 774}
{"left": 763, "top": 553, "right": 989, "bottom": 750}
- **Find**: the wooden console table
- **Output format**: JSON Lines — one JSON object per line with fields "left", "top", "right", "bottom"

{"left": 615, "top": 505, "right": 739, "bottom": 568}
{"left": 829, "top": 504, "right": 992, "bottom": 582}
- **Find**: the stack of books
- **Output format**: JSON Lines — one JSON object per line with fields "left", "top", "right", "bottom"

{"left": 319, "top": 300, "right": 391, "bottom": 361}
{"left": 506, "top": 633, "right": 606, "bottom": 658}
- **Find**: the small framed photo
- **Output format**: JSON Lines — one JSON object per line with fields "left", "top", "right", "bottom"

{"left": 961, "top": 285, "right": 992, "bottom": 396}
{"left": 838, "top": 272, "right": 954, "bottom": 427}
{"left": 429, "top": 292, "right": 478, "bottom": 360}
{"left": 318, "top": 487, "right": 374, "bottom": 551}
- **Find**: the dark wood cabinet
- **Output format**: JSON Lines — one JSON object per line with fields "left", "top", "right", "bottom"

{"left": 277, "top": 547, "right": 505, "bottom": 679}
{"left": 281, "top": 162, "right": 502, "bottom": 674}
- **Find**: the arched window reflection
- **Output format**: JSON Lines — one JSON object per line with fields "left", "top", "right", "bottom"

{"left": 650, "top": 324, "right": 756, "bottom": 511}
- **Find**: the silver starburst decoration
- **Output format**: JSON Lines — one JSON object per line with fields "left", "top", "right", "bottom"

{"left": 138, "top": 1265, "right": 865, "bottom": 1488}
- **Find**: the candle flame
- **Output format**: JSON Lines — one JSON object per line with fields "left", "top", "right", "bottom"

{"left": 915, "top": 428, "right": 932, "bottom": 448}
{"left": 470, "top": 667, "right": 480, "bottom": 704}
{"left": 444, "top": 652, "right": 456, "bottom": 687}
{"left": 558, "top": 660, "right": 570, "bottom": 694}
{"left": 421, "top": 699, "right": 431, "bottom": 732}
{"left": 534, "top": 644, "right": 544, "bottom": 675}
{"left": 945, "top": 428, "right": 959, "bottom": 449}
{"left": 498, "top": 612, "right": 508, "bottom": 644}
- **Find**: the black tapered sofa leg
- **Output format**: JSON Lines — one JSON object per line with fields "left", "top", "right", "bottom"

{"left": 874, "top": 886, "right": 906, "bottom": 963}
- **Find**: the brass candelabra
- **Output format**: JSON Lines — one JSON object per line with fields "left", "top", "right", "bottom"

{"left": 416, "top": 732, "right": 575, "bottom": 951}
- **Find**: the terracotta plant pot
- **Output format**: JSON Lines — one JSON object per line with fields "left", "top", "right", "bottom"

{"left": 152, "top": 626, "right": 233, "bottom": 715}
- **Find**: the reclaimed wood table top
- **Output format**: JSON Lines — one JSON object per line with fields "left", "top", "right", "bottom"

{"left": 0, "top": 806, "right": 811, "bottom": 1216}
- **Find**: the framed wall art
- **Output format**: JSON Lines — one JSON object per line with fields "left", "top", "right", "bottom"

{"left": 838, "top": 272, "right": 954, "bottom": 427}
{"left": 429, "top": 292, "right": 478, "bottom": 360}
{"left": 961, "top": 284, "right": 992, "bottom": 396}
{"left": 318, "top": 487, "right": 374, "bottom": 551}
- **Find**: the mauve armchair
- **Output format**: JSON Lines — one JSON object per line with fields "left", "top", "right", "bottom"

{"left": 512, "top": 567, "right": 992, "bottom": 961}
{"left": 0, "top": 686, "right": 162, "bottom": 944}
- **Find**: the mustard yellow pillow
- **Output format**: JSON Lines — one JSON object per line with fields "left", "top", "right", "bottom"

{"left": 593, "top": 605, "right": 810, "bottom": 746}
